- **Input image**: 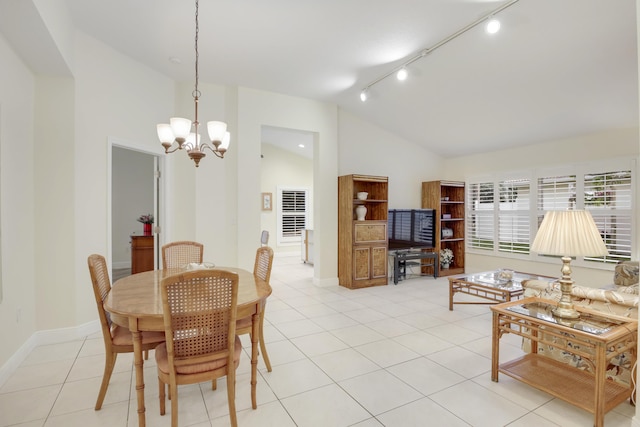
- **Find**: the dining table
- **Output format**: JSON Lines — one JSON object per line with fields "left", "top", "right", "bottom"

{"left": 105, "top": 266, "right": 271, "bottom": 427}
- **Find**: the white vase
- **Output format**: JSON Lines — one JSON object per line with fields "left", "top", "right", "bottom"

{"left": 355, "top": 205, "right": 367, "bottom": 221}
{"left": 441, "top": 263, "right": 450, "bottom": 269}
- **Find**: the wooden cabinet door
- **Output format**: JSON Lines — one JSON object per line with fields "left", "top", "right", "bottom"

{"left": 131, "top": 235, "right": 154, "bottom": 274}
{"left": 371, "top": 246, "right": 387, "bottom": 279}
{"left": 353, "top": 247, "right": 371, "bottom": 281}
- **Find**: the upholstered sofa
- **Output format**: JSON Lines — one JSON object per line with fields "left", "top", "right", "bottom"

{"left": 521, "top": 261, "right": 639, "bottom": 388}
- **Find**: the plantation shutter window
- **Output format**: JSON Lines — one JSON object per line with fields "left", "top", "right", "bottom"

{"left": 583, "top": 170, "right": 632, "bottom": 263}
{"left": 467, "top": 182, "right": 495, "bottom": 251}
{"left": 468, "top": 158, "right": 634, "bottom": 265}
{"left": 278, "top": 188, "right": 308, "bottom": 245}
{"left": 498, "top": 179, "right": 530, "bottom": 255}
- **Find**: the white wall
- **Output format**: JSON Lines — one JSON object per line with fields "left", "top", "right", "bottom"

{"left": 338, "top": 110, "right": 445, "bottom": 208}
{"left": 0, "top": 31, "right": 37, "bottom": 372}
{"left": 260, "top": 142, "right": 314, "bottom": 254}
{"left": 237, "top": 87, "right": 338, "bottom": 285}
{"left": 72, "top": 31, "right": 175, "bottom": 326}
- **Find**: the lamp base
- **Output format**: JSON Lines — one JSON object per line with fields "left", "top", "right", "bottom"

{"left": 552, "top": 305, "right": 580, "bottom": 319}
{"left": 552, "top": 256, "right": 580, "bottom": 319}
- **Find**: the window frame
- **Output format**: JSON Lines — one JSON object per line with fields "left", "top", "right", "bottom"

{"left": 276, "top": 187, "right": 309, "bottom": 246}
{"left": 466, "top": 158, "right": 635, "bottom": 268}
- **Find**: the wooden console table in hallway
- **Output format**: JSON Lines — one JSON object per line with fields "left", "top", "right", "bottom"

{"left": 130, "top": 235, "right": 154, "bottom": 274}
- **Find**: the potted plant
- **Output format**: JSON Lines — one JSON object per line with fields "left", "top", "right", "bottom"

{"left": 440, "top": 248, "right": 454, "bottom": 269}
{"left": 137, "top": 213, "right": 154, "bottom": 235}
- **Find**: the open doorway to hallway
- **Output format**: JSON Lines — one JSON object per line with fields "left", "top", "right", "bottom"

{"left": 111, "top": 145, "right": 160, "bottom": 280}
{"left": 260, "top": 126, "right": 314, "bottom": 267}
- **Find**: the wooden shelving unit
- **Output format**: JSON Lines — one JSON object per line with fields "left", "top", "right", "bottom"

{"left": 338, "top": 174, "right": 388, "bottom": 289}
{"left": 422, "top": 180, "right": 465, "bottom": 277}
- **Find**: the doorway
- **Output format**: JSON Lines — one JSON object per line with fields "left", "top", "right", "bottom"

{"left": 110, "top": 144, "right": 161, "bottom": 279}
{"left": 260, "top": 125, "right": 314, "bottom": 264}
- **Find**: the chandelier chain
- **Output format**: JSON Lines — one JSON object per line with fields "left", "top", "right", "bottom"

{"left": 194, "top": 0, "right": 200, "bottom": 99}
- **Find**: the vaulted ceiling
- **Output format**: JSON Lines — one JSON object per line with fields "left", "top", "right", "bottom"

{"left": 2, "top": 0, "right": 638, "bottom": 157}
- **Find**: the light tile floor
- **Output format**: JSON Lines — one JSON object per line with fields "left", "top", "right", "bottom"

{"left": 1, "top": 255, "right": 637, "bottom": 426}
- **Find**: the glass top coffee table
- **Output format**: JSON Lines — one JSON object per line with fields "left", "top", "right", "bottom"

{"left": 447, "top": 270, "right": 555, "bottom": 311}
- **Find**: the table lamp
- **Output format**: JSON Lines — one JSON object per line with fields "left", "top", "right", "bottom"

{"left": 531, "top": 210, "right": 609, "bottom": 319}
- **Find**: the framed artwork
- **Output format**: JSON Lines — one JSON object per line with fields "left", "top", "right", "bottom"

{"left": 262, "top": 192, "right": 272, "bottom": 211}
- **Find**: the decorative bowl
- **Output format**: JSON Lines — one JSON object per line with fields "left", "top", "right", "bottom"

{"left": 357, "top": 192, "right": 368, "bottom": 200}
{"left": 497, "top": 269, "right": 514, "bottom": 281}
{"left": 184, "top": 262, "right": 216, "bottom": 270}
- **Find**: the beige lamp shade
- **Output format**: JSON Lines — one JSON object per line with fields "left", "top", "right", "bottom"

{"left": 531, "top": 210, "right": 608, "bottom": 257}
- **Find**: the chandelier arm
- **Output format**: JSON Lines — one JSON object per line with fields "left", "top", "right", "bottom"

{"left": 163, "top": 145, "right": 184, "bottom": 154}
{"left": 201, "top": 143, "right": 225, "bottom": 158}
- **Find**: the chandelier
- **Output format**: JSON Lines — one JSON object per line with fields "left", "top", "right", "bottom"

{"left": 156, "top": 0, "right": 230, "bottom": 167}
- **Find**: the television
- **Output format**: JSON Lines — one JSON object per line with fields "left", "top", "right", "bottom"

{"left": 388, "top": 209, "right": 436, "bottom": 250}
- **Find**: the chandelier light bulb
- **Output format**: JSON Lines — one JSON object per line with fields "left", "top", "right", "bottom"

{"left": 396, "top": 67, "right": 408, "bottom": 81}
{"left": 207, "top": 121, "right": 228, "bottom": 143}
{"left": 157, "top": 124, "right": 174, "bottom": 144}
{"left": 486, "top": 17, "right": 501, "bottom": 34}
{"left": 170, "top": 117, "right": 192, "bottom": 142}
{"left": 220, "top": 132, "right": 231, "bottom": 151}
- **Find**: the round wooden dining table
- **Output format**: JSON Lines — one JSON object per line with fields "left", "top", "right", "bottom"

{"left": 105, "top": 266, "right": 271, "bottom": 427}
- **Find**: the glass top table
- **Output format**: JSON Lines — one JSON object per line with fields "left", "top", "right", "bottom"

{"left": 490, "top": 297, "right": 637, "bottom": 427}
{"left": 447, "top": 270, "right": 555, "bottom": 311}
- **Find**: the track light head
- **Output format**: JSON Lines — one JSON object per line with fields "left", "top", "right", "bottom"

{"left": 485, "top": 17, "right": 501, "bottom": 34}
{"left": 396, "top": 67, "right": 408, "bottom": 81}
{"left": 360, "top": 89, "right": 368, "bottom": 102}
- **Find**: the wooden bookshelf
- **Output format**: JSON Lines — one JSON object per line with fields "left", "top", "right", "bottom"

{"left": 422, "top": 180, "right": 465, "bottom": 277}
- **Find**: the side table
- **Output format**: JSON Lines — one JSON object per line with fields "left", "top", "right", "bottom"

{"left": 448, "top": 270, "right": 554, "bottom": 310}
{"left": 491, "top": 297, "right": 637, "bottom": 427}
{"left": 131, "top": 234, "right": 154, "bottom": 274}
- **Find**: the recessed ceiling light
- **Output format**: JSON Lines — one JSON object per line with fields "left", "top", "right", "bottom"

{"left": 169, "top": 57, "right": 182, "bottom": 64}
{"left": 298, "top": 144, "right": 305, "bottom": 148}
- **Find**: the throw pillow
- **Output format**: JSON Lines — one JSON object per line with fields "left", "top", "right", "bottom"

{"left": 614, "top": 261, "right": 639, "bottom": 287}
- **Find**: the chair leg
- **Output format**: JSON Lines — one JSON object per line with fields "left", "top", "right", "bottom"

{"left": 258, "top": 311, "right": 272, "bottom": 372}
{"left": 170, "top": 383, "right": 179, "bottom": 427}
{"left": 95, "top": 352, "right": 118, "bottom": 410}
{"left": 227, "top": 372, "right": 238, "bottom": 427}
{"left": 144, "top": 349, "right": 149, "bottom": 360}
{"left": 159, "top": 378, "right": 166, "bottom": 415}
{"left": 212, "top": 378, "right": 217, "bottom": 390}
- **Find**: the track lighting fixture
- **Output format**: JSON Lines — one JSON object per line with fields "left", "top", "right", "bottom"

{"left": 358, "top": 0, "right": 520, "bottom": 101}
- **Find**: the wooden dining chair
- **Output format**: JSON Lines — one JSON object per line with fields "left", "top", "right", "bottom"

{"left": 87, "top": 254, "right": 165, "bottom": 410}
{"left": 236, "top": 246, "right": 274, "bottom": 372}
{"left": 161, "top": 240, "right": 204, "bottom": 269}
{"left": 156, "top": 269, "right": 241, "bottom": 427}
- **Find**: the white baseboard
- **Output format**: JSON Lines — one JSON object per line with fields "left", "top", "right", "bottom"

{"left": 0, "top": 320, "right": 100, "bottom": 388}
{"left": 313, "top": 276, "right": 339, "bottom": 287}
{"left": 112, "top": 261, "right": 130, "bottom": 269}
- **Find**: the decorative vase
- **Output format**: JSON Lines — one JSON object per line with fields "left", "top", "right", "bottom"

{"left": 441, "top": 263, "right": 450, "bottom": 269}
{"left": 143, "top": 223, "right": 152, "bottom": 235}
{"left": 355, "top": 205, "right": 367, "bottom": 221}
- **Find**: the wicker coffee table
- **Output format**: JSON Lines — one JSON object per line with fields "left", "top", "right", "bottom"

{"left": 447, "top": 270, "right": 554, "bottom": 311}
